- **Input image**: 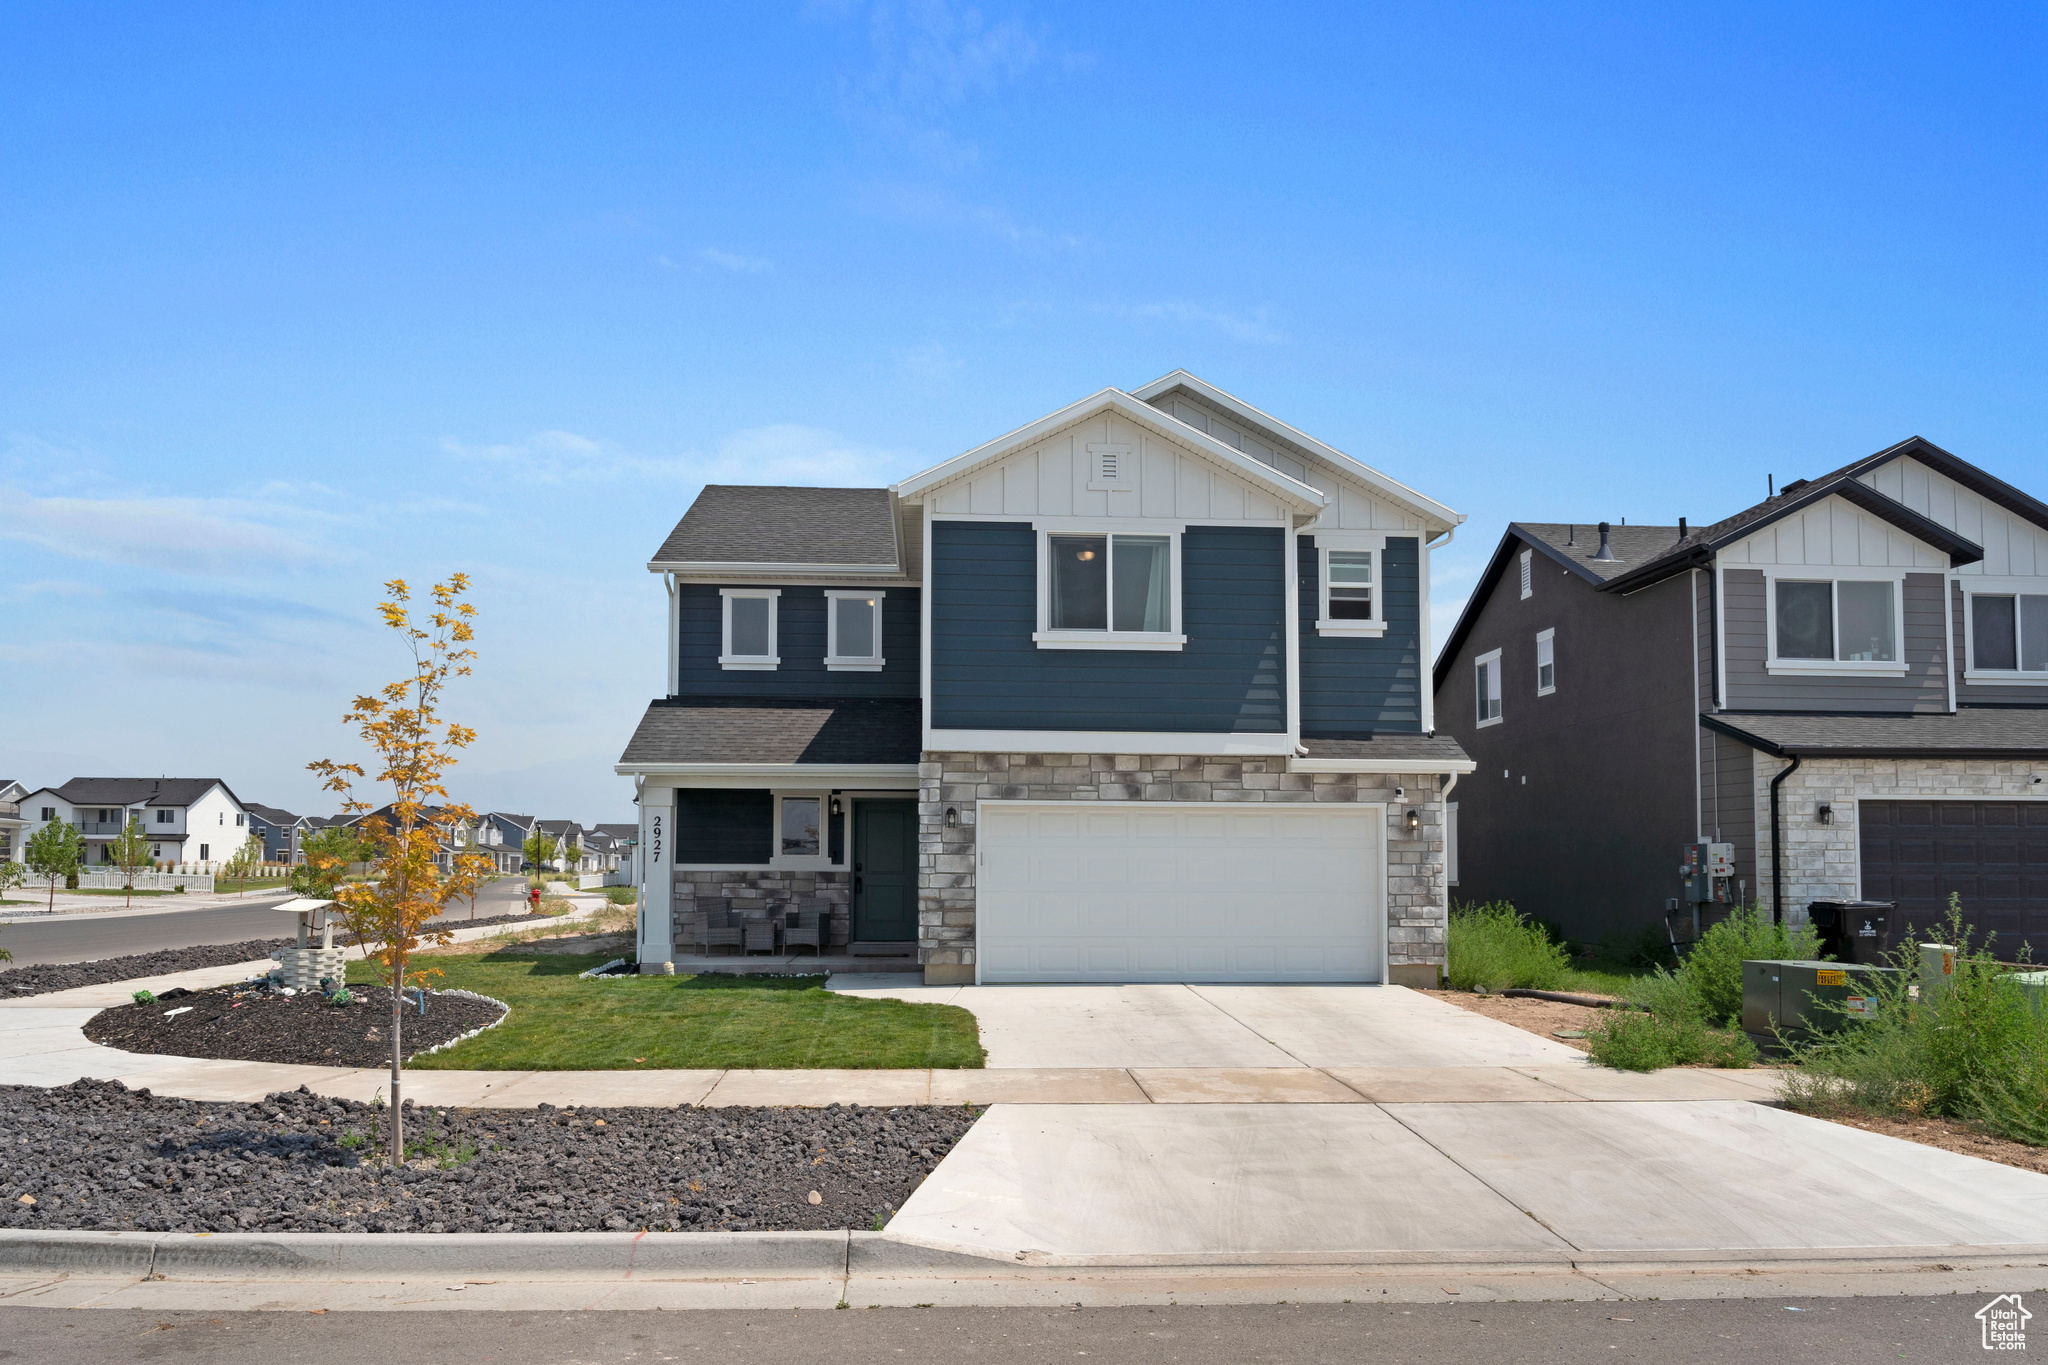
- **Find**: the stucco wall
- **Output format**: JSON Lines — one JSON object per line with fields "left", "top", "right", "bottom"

{"left": 917, "top": 751, "right": 1447, "bottom": 980}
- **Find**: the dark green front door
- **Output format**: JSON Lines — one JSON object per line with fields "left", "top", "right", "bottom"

{"left": 852, "top": 800, "right": 917, "bottom": 943}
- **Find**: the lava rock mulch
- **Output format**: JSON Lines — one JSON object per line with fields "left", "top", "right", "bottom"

{"left": 82, "top": 985, "right": 506, "bottom": 1068}
{"left": 0, "top": 913, "right": 564, "bottom": 1000}
{"left": 1, "top": 1080, "right": 978, "bottom": 1234}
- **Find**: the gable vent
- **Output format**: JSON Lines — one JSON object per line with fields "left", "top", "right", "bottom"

{"left": 1519, "top": 548, "right": 1532, "bottom": 599}
{"left": 1086, "top": 442, "right": 1135, "bottom": 492}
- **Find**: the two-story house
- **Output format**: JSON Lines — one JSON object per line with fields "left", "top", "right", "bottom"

{"left": 1434, "top": 437, "right": 2048, "bottom": 960}
{"left": 618, "top": 373, "right": 1473, "bottom": 985}
{"left": 0, "top": 779, "right": 27, "bottom": 863}
{"left": 13, "top": 778, "right": 252, "bottom": 868}
{"left": 244, "top": 803, "right": 311, "bottom": 865}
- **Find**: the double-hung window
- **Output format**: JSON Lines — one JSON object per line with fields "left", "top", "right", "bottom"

{"left": 1034, "top": 529, "right": 1182, "bottom": 649}
{"left": 1967, "top": 589, "right": 2048, "bottom": 680}
{"left": 719, "top": 588, "right": 780, "bottom": 670}
{"left": 1768, "top": 575, "right": 1904, "bottom": 673}
{"left": 824, "top": 590, "right": 885, "bottom": 671}
{"left": 1475, "top": 648, "right": 1503, "bottom": 726}
{"left": 1314, "top": 538, "right": 1385, "bottom": 636}
{"left": 1535, "top": 628, "right": 1556, "bottom": 695}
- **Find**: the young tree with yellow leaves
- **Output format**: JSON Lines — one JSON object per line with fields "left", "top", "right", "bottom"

{"left": 309, "top": 574, "right": 478, "bottom": 1168}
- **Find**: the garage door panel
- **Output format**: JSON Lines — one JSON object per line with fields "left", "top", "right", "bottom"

{"left": 1862, "top": 799, "right": 2046, "bottom": 962}
{"left": 978, "top": 802, "right": 1384, "bottom": 983}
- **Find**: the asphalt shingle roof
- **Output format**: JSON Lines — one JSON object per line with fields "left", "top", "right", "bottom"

{"left": 648, "top": 486, "right": 900, "bottom": 569}
{"left": 618, "top": 697, "right": 922, "bottom": 767}
{"left": 1704, "top": 708, "right": 2048, "bottom": 757}
{"left": 1511, "top": 523, "right": 1692, "bottom": 586}
{"left": 49, "top": 778, "right": 232, "bottom": 808}
{"left": 243, "top": 803, "right": 299, "bottom": 827}
{"left": 1299, "top": 735, "right": 1473, "bottom": 765}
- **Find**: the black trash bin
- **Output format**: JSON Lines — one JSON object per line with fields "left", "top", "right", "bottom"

{"left": 1808, "top": 899, "right": 1895, "bottom": 964}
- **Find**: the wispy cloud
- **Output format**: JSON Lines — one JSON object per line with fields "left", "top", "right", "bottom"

{"left": 694, "top": 246, "right": 772, "bottom": 274}
{"left": 852, "top": 182, "right": 1082, "bottom": 251}
{"left": 0, "top": 489, "right": 340, "bottom": 576}
{"left": 1109, "top": 300, "right": 1289, "bottom": 345}
{"left": 442, "top": 424, "right": 911, "bottom": 488}
{"left": 859, "top": 0, "right": 1040, "bottom": 112}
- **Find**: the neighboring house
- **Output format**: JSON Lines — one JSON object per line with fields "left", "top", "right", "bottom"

{"left": 479, "top": 812, "right": 541, "bottom": 871}
{"left": 617, "top": 372, "right": 1472, "bottom": 985}
{"left": 537, "top": 819, "right": 585, "bottom": 872}
{"left": 0, "top": 780, "right": 27, "bottom": 864}
{"left": 1434, "top": 437, "right": 2048, "bottom": 958}
{"left": 349, "top": 803, "right": 477, "bottom": 871}
{"left": 591, "top": 823, "right": 637, "bottom": 873}
{"left": 12, "top": 778, "right": 251, "bottom": 869}
{"left": 244, "top": 803, "right": 311, "bottom": 865}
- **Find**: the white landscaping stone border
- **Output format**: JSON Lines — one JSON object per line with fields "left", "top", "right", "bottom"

{"left": 407, "top": 989, "right": 511, "bottom": 1062}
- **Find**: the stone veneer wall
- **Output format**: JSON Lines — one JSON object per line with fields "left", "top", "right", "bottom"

{"left": 670, "top": 870, "right": 850, "bottom": 953}
{"left": 1751, "top": 756, "right": 2048, "bottom": 922}
{"left": 918, "top": 752, "right": 1447, "bottom": 983}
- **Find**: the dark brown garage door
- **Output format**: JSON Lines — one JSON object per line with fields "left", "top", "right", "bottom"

{"left": 1860, "top": 801, "right": 2048, "bottom": 961}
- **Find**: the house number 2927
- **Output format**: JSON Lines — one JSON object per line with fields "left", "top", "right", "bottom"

{"left": 649, "top": 813, "right": 663, "bottom": 864}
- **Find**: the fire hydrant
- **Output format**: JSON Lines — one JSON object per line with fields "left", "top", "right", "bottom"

{"left": 528, "top": 885, "right": 541, "bottom": 913}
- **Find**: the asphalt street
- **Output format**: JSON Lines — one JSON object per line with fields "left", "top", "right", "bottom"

{"left": 0, "top": 877, "right": 530, "bottom": 968}
{"left": 0, "top": 1297, "right": 1997, "bottom": 1363}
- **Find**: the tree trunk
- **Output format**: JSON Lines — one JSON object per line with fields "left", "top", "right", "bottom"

{"left": 389, "top": 949, "right": 405, "bottom": 1168}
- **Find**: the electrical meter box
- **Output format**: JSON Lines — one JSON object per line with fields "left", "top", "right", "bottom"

{"left": 1741, "top": 959, "right": 1901, "bottom": 1046}
{"left": 1681, "top": 842, "right": 1735, "bottom": 904}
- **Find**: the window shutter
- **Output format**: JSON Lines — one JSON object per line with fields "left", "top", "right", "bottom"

{"left": 1519, "top": 549, "right": 1532, "bottom": 599}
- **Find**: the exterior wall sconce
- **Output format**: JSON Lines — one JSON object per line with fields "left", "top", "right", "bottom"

{"left": 1816, "top": 802, "right": 1833, "bottom": 825}
{"left": 829, "top": 795, "right": 842, "bottom": 816}
{"left": 944, "top": 806, "right": 958, "bottom": 828}
{"left": 1405, "top": 808, "right": 1421, "bottom": 834}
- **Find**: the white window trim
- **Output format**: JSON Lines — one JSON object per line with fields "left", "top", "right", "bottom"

{"left": 1535, "top": 627, "right": 1556, "bottom": 696}
{"left": 718, "top": 588, "right": 781, "bottom": 670}
{"left": 1960, "top": 583, "right": 2048, "bottom": 684}
{"left": 1475, "top": 648, "right": 1503, "bottom": 728}
{"left": 769, "top": 789, "right": 837, "bottom": 871}
{"left": 1316, "top": 541, "right": 1386, "bottom": 637}
{"left": 1034, "top": 524, "right": 1185, "bottom": 651}
{"left": 824, "top": 589, "right": 887, "bottom": 672}
{"left": 1762, "top": 569, "right": 1910, "bottom": 676}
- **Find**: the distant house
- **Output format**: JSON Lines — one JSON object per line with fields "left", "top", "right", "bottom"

{"left": 1434, "top": 436, "right": 2048, "bottom": 958}
{"left": 478, "top": 812, "right": 539, "bottom": 871}
{"left": 244, "top": 804, "right": 311, "bottom": 865}
{"left": 536, "top": 820, "right": 585, "bottom": 872}
{"left": 0, "top": 780, "right": 27, "bottom": 863}
{"left": 12, "top": 778, "right": 251, "bottom": 869}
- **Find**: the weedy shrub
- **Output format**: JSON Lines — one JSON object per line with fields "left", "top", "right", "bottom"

{"left": 1780, "top": 896, "right": 2045, "bottom": 1146}
{"left": 1586, "top": 969, "right": 1758, "bottom": 1072}
{"left": 1680, "top": 905, "right": 1821, "bottom": 1026}
{"left": 1446, "top": 902, "right": 1573, "bottom": 992}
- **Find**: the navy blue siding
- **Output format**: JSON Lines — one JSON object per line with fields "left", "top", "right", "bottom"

{"left": 675, "top": 585, "right": 919, "bottom": 698}
{"left": 676, "top": 789, "right": 771, "bottom": 864}
{"left": 1298, "top": 536, "right": 1423, "bottom": 736}
{"left": 931, "top": 521, "right": 1287, "bottom": 733}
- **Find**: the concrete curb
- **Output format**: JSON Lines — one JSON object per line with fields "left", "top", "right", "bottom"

{"left": 7, "top": 1228, "right": 2047, "bottom": 1282}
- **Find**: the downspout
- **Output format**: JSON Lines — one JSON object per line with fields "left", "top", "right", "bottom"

{"left": 1768, "top": 754, "right": 1800, "bottom": 925}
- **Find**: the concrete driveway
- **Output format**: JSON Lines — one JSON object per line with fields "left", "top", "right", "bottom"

{"left": 830, "top": 979, "right": 1584, "bottom": 1068}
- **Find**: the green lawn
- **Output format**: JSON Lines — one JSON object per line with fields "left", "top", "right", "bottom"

{"left": 215, "top": 876, "right": 291, "bottom": 893}
{"left": 351, "top": 950, "right": 985, "bottom": 1070}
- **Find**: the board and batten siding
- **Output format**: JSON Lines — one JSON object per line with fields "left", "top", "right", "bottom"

{"left": 674, "top": 584, "right": 920, "bottom": 699}
{"left": 1858, "top": 455, "right": 2048, "bottom": 580}
{"left": 924, "top": 411, "right": 1293, "bottom": 523}
{"left": 1717, "top": 493, "right": 1949, "bottom": 571}
{"left": 1297, "top": 535, "right": 1422, "bottom": 735}
{"left": 929, "top": 520, "right": 1288, "bottom": 734}
{"left": 1720, "top": 568, "right": 1949, "bottom": 713}
{"left": 1144, "top": 388, "right": 1422, "bottom": 532}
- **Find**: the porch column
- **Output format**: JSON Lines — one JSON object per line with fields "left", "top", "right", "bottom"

{"left": 637, "top": 786, "right": 675, "bottom": 972}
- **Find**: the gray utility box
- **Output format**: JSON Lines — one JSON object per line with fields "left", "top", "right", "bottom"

{"left": 1742, "top": 959, "right": 1901, "bottom": 1043}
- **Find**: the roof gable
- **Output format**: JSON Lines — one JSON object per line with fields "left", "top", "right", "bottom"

{"left": 894, "top": 388, "right": 1327, "bottom": 516}
{"left": 1130, "top": 371, "right": 1462, "bottom": 533}
{"left": 48, "top": 778, "right": 237, "bottom": 808}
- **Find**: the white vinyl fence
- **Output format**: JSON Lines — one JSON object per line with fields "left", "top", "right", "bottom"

{"left": 578, "top": 873, "right": 604, "bottom": 890}
{"left": 71, "top": 871, "right": 216, "bottom": 893}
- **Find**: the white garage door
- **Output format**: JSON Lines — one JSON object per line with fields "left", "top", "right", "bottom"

{"left": 976, "top": 803, "right": 1384, "bottom": 983}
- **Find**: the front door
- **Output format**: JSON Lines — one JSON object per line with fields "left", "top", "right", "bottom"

{"left": 852, "top": 800, "right": 918, "bottom": 943}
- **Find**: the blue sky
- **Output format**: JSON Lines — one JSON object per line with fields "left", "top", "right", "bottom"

{"left": 3, "top": 3, "right": 2043, "bottom": 822}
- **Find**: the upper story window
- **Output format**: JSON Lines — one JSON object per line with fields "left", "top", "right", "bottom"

{"left": 719, "top": 588, "right": 780, "bottom": 670}
{"left": 39, "top": 807, "right": 54, "bottom": 822}
{"left": 1314, "top": 535, "right": 1386, "bottom": 637}
{"left": 1967, "top": 590, "right": 2048, "bottom": 680}
{"left": 1034, "top": 528, "right": 1183, "bottom": 651}
{"left": 1475, "top": 648, "right": 1503, "bottom": 726}
{"left": 1767, "top": 574, "right": 1905, "bottom": 675}
{"left": 825, "top": 590, "right": 886, "bottom": 671}
{"left": 154, "top": 809, "right": 173, "bottom": 824}
{"left": 1536, "top": 628, "right": 1556, "bottom": 695}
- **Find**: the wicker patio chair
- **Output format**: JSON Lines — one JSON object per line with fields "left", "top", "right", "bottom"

{"left": 742, "top": 915, "right": 778, "bottom": 955}
{"left": 695, "top": 902, "right": 744, "bottom": 955}
{"left": 781, "top": 900, "right": 825, "bottom": 956}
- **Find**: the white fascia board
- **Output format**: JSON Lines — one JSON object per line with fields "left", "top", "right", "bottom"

{"left": 1288, "top": 756, "right": 1478, "bottom": 775}
{"left": 925, "top": 729, "right": 1296, "bottom": 756}
{"left": 645, "top": 560, "right": 901, "bottom": 575}
{"left": 891, "top": 388, "right": 1328, "bottom": 514}
{"left": 1129, "top": 370, "right": 1465, "bottom": 533}
{"left": 617, "top": 763, "right": 918, "bottom": 784}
